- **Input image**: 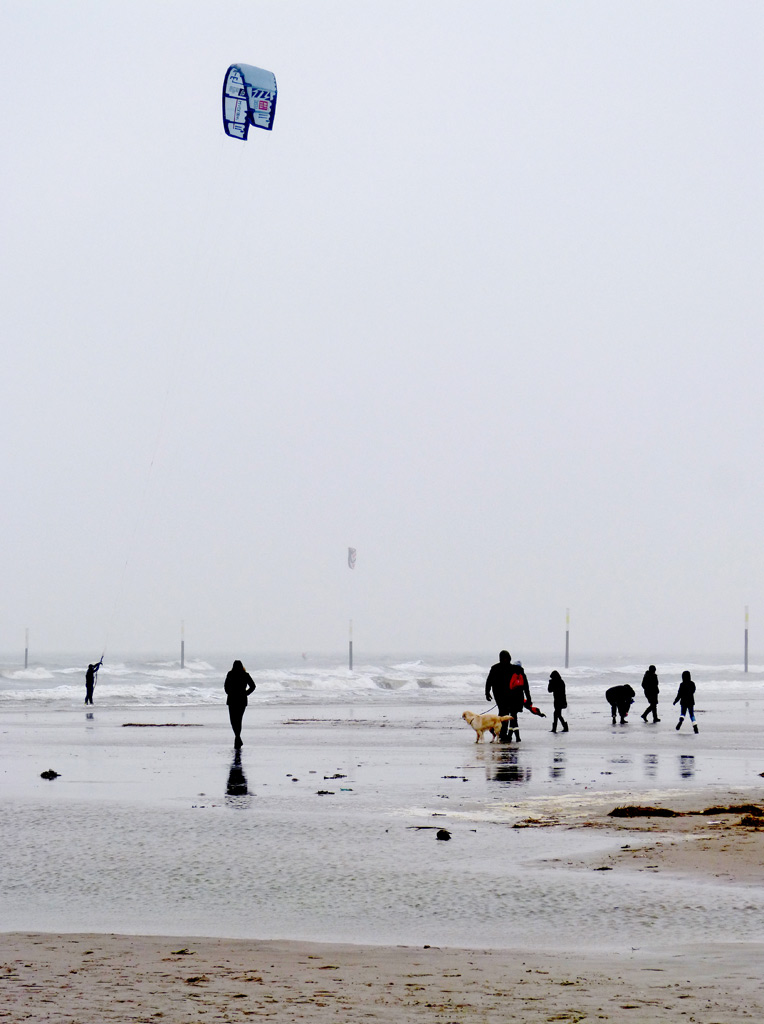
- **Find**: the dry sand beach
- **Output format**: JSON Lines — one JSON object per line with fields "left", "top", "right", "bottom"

{"left": 1, "top": 657, "right": 763, "bottom": 1021}
{"left": 2, "top": 928, "right": 764, "bottom": 1024}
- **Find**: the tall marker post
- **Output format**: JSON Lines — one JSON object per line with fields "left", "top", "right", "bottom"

{"left": 744, "top": 606, "right": 749, "bottom": 674}
{"left": 347, "top": 547, "right": 356, "bottom": 671}
{"left": 181, "top": 620, "right": 185, "bottom": 670}
{"left": 24, "top": 627, "right": 29, "bottom": 670}
{"left": 564, "top": 608, "right": 570, "bottom": 669}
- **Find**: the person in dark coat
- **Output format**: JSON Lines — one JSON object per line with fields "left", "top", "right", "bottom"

{"left": 640, "top": 664, "right": 660, "bottom": 722}
{"left": 548, "top": 670, "right": 568, "bottom": 733}
{"left": 485, "top": 650, "right": 513, "bottom": 742}
{"left": 673, "top": 671, "right": 698, "bottom": 733}
{"left": 85, "top": 657, "right": 103, "bottom": 705}
{"left": 224, "top": 660, "right": 256, "bottom": 748}
{"left": 485, "top": 651, "right": 532, "bottom": 741}
{"left": 605, "top": 683, "right": 635, "bottom": 724}
{"left": 485, "top": 651, "right": 532, "bottom": 742}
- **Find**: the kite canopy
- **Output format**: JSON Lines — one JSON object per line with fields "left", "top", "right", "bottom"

{"left": 222, "top": 63, "right": 277, "bottom": 139}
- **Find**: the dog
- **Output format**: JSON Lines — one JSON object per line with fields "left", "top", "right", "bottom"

{"left": 461, "top": 709, "right": 511, "bottom": 742}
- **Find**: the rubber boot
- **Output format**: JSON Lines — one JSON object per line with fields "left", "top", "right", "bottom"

{"left": 562, "top": 721, "right": 569, "bottom": 732}
{"left": 676, "top": 717, "right": 683, "bottom": 730}
{"left": 693, "top": 723, "right": 699, "bottom": 733}
{"left": 514, "top": 730, "right": 521, "bottom": 742}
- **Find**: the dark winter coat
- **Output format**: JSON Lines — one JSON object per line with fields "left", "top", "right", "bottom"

{"left": 547, "top": 672, "right": 567, "bottom": 710}
{"left": 641, "top": 668, "right": 660, "bottom": 701}
{"left": 224, "top": 661, "right": 256, "bottom": 707}
{"left": 605, "top": 684, "right": 635, "bottom": 716}
{"left": 673, "top": 678, "right": 696, "bottom": 708}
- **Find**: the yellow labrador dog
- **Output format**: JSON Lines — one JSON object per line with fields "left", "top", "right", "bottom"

{"left": 462, "top": 709, "right": 511, "bottom": 742}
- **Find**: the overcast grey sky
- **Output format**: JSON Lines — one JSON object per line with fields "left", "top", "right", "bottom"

{"left": 2, "top": 1, "right": 762, "bottom": 658}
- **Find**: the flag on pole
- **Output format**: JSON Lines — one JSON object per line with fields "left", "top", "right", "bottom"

{"left": 348, "top": 547, "right": 356, "bottom": 569}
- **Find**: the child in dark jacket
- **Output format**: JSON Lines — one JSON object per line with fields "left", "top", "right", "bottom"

{"left": 673, "top": 671, "right": 698, "bottom": 733}
{"left": 547, "top": 671, "right": 568, "bottom": 733}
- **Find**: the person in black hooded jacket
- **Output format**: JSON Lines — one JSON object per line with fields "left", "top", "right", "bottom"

{"left": 224, "top": 660, "right": 256, "bottom": 748}
{"left": 548, "top": 670, "right": 568, "bottom": 733}
{"left": 640, "top": 664, "right": 660, "bottom": 722}
{"left": 673, "top": 671, "right": 698, "bottom": 733}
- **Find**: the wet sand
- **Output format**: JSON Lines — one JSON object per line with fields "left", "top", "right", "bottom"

{"left": 2, "top": 695, "right": 764, "bottom": 1019}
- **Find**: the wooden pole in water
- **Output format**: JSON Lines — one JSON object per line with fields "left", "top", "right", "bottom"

{"left": 744, "top": 606, "right": 748, "bottom": 674}
{"left": 564, "top": 608, "right": 570, "bottom": 669}
{"left": 349, "top": 619, "right": 353, "bottom": 671}
{"left": 24, "top": 627, "right": 29, "bottom": 670}
{"left": 181, "top": 620, "right": 185, "bottom": 669}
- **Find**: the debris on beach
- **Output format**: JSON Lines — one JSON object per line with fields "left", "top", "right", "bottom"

{"left": 739, "top": 814, "right": 764, "bottom": 828}
{"left": 436, "top": 829, "right": 451, "bottom": 841}
{"left": 40, "top": 769, "right": 60, "bottom": 780}
{"left": 170, "top": 949, "right": 194, "bottom": 956}
{"left": 608, "top": 806, "right": 683, "bottom": 818}
{"left": 316, "top": 790, "right": 334, "bottom": 796}
{"left": 702, "top": 804, "right": 762, "bottom": 817}
{"left": 122, "top": 723, "right": 203, "bottom": 728}
{"left": 513, "top": 817, "right": 560, "bottom": 828}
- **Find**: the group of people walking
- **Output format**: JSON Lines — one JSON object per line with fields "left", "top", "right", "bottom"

{"left": 485, "top": 652, "right": 699, "bottom": 741}
{"left": 605, "top": 665, "right": 699, "bottom": 732}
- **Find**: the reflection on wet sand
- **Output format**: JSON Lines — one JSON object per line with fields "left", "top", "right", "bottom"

{"left": 225, "top": 750, "right": 251, "bottom": 807}
{"left": 644, "top": 752, "right": 658, "bottom": 778}
{"left": 679, "top": 753, "right": 695, "bottom": 779}
{"left": 490, "top": 748, "right": 532, "bottom": 785}
{"left": 549, "top": 749, "right": 566, "bottom": 780}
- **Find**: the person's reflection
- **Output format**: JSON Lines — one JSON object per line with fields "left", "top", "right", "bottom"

{"left": 679, "top": 754, "right": 695, "bottom": 780}
{"left": 225, "top": 750, "right": 250, "bottom": 806}
{"left": 644, "top": 753, "right": 658, "bottom": 779}
{"left": 549, "top": 749, "right": 566, "bottom": 780}
{"left": 491, "top": 748, "right": 532, "bottom": 785}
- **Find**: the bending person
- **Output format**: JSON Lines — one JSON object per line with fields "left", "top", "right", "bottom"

{"left": 605, "top": 684, "right": 635, "bottom": 724}
{"left": 224, "top": 660, "right": 256, "bottom": 748}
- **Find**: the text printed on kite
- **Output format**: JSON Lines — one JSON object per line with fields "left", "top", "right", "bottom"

{"left": 222, "top": 63, "right": 277, "bottom": 139}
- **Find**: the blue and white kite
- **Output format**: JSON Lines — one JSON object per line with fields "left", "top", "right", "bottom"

{"left": 222, "top": 64, "right": 277, "bottom": 139}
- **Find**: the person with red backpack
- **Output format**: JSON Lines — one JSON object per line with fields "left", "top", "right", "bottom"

{"left": 485, "top": 651, "right": 533, "bottom": 742}
{"left": 506, "top": 659, "right": 533, "bottom": 741}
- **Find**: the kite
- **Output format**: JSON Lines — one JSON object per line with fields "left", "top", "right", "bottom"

{"left": 222, "top": 63, "right": 277, "bottom": 139}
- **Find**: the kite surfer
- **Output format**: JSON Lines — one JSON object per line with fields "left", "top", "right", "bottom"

{"left": 85, "top": 658, "right": 103, "bottom": 705}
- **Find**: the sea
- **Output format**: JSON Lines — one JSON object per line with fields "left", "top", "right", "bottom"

{"left": 0, "top": 650, "right": 761, "bottom": 709}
